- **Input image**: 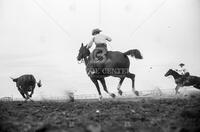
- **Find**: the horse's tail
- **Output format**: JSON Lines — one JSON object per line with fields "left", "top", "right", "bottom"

{"left": 124, "top": 49, "right": 143, "bottom": 59}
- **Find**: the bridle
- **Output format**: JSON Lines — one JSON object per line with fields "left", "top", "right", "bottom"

{"left": 77, "top": 46, "right": 90, "bottom": 64}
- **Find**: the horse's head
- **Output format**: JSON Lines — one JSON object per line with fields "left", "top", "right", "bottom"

{"left": 165, "top": 69, "right": 174, "bottom": 77}
{"left": 165, "top": 69, "right": 180, "bottom": 78}
{"left": 77, "top": 43, "right": 90, "bottom": 61}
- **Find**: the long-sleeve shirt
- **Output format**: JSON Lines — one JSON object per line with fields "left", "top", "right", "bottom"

{"left": 176, "top": 67, "right": 188, "bottom": 75}
{"left": 87, "top": 34, "right": 112, "bottom": 49}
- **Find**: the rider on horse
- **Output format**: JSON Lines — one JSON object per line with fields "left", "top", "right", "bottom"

{"left": 176, "top": 63, "right": 188, "bottom": 75}
{"left": 87, "top": 28, "right": 112, "bottom": 62}
{"left": 77, "top": 32, "right": 143, "bottom": 99}
{"left": 176, "top": 63, "right": 190, "bottom": 85}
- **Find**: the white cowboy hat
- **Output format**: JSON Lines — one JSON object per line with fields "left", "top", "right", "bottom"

{"left": 92, "top": 28, "right": 102, "bottom": 35}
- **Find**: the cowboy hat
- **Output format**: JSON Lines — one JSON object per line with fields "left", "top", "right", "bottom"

{"left": 179, "top": 63, "right": 185, "bottom": 67}
{"left": 92, "top": 28, "right": 102, "bottom": 35}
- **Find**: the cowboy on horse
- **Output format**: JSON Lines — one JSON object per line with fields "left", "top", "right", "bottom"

{"left": 176, "top": 63, "right": 189, "bottom": 76}
{"left": 175, "top": 63, "right": 190, "bottom": 85}
{"left": 77, "top": 29, "right": 143, "bottom": 100}
{"left": 87, "top": 28, "right": 112, "bottom": 63}
{"left": 165, "top": 69, "right": 200, "bottom": 94}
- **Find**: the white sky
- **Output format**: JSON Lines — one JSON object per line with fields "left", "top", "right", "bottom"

{"left": 0, "top": 0, "right": 200, "bottom": 99}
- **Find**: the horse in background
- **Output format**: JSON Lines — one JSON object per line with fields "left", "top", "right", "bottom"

{"left": 10, "top": 74, "right": 42, "bottom": 101}
{"left": 165, "top": 69, "right": 200, "bottom": 94}
{"left": 77, "top": 43, "right": 143, "bottom": 100}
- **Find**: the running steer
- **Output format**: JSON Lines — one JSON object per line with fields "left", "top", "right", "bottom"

{"left": 10, "top": 74, "right": 42, "bottom": 100}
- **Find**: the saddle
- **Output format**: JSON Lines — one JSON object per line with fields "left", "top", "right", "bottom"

{"left": 87, "top": 44, "right": 108, "bottom": 76}
{"left": 91, "top": 44, "right": 108, "bottom": 63}
{"left": 178, "top": 72, "right": 190, "bottom": 85}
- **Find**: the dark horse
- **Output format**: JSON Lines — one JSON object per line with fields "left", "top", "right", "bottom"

{"left": 77, "top": 43, "right": 143, "bottom": 100}
{"left": 165, "top": 69, "right": 200, "bottom": 94}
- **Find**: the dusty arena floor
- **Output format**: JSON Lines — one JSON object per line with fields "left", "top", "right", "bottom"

{"left": 0, "top": 96, "right": 200, "bottom": 132}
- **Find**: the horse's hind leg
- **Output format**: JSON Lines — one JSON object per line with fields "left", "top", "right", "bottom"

{"left": 90, "top": 78, "right": 102, "bottom": 101}
{"left": 99, "top": 78, "right": 116, "bottom": 98}
{"left": 117, "top": 77, "right": 125, "bottom": 95}
{"left": 18, "top": 87, "right": 27, "bottom": 100}
{"left": 126, "top": 73, "right": 139, "bottom": 96}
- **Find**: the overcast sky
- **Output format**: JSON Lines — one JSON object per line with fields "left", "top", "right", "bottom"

{"left": 0, "top": 0, "right": 200, "bottom": 99}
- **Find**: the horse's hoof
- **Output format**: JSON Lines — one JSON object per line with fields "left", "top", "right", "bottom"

{"left": 98, "top": 95, "right": 102, "bottom": 101}
{"left": 118, "top": 90, "right": 123, "bottom": 96}
{"left": 110, "top": 93, "right": 116, "bottom": 98}
{"left": 134, "top": 91, "right": 139, "bottom": 96}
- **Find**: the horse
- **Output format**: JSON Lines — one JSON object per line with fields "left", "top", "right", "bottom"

{"left": 77, "top": 43, "right": 143, "bottom": 100}
{"left": 165, "top": 69, "right": 200, "bottom": 94}
{"left": 10, "top": 74, "right": 42, "bottom": 101}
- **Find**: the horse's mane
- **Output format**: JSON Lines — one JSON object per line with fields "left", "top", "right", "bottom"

{"left": 168, "top": 69, "right": 182, "bottom": 79}
{"left": 171, "top": 69, "right": 179, "bottom": 74}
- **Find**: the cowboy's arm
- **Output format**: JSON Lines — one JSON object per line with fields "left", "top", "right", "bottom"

{"left": 87, "top": 38, "right": 94, "bottom": 49}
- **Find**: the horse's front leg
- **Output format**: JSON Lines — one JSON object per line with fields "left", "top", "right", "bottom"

{"left": 99, "top": 78, "right": 116, "bottom": 98}
{"left": 175, "top": 85, "right": 181, "bottom": 95}
{"left": 90, "top": 77, "right": 102, "bottom": 101}
{"left": 24, "top": 91, "right": 31, "bottom": 101}
{"left": 117, "top": 77, "right": 125, "bottom": 95}
{"left": 18, "top": 87, "right": 27, "bottom": 100}
{"left": 29, "top": 86, "right": 34, "bottom": 97}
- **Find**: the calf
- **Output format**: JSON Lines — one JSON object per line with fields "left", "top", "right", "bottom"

{"left": 10, "top": 74, "right": 42, "bottom": 100}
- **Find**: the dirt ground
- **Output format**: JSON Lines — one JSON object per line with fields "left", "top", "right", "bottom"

{"left": 0, "top": 95, "right": 200, "bottom": 132}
